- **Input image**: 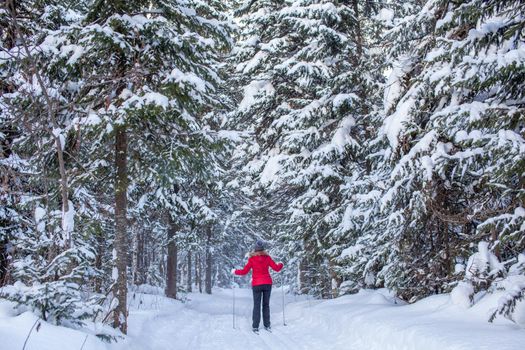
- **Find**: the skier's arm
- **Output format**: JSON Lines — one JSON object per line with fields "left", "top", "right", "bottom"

{"left": 234, "top": 258, "right": 252, "bottom": 275}
{"left": 269, "top": 257, "right": 283, "bottom": 272}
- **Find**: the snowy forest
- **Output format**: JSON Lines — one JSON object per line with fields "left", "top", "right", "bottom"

{"left": 1, "top": 0, "right": 524, "bottom": 349}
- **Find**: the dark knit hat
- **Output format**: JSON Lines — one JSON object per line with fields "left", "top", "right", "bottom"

{"left": 254, "top": 239, "right": 265, "bottom": 252}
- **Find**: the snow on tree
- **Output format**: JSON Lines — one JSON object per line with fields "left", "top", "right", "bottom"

{"left": 356, "top": 0, "right": 525, "bottom": 302}
{"left": 1, "top": 0, "right": 232, "bottom": 335}
{"left": 1, "top": 0, "right": 523, "bottom": 338}
{"left": 228, "top": 0, "right": 385, "bottom": 296}
{"left": 0, "top": 0, "right": 106, "bottom": 330}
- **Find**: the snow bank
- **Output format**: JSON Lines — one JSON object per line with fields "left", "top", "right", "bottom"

{"left": 284, "top": 289, "right": 525, "bottom": 350}
{"left": 0, "top": 300, "right": 107, "bottom": 350}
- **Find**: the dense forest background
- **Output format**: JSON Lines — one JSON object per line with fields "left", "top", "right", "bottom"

{"left": 1, "top": 0, "right": 524, "bottom": 338}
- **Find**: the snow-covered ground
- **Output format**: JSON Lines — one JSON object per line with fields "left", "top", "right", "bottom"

{"left": 1, "top": 286, "right": 524, "bottom": 350}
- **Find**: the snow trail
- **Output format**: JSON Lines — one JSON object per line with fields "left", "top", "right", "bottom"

{"left": 120, "top": 288, "right": 302, "bottom": 350}
{"left": 114, "top": 287, "right": 525, "bottom": 350}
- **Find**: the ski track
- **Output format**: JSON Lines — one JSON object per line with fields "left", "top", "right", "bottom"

{"left": 124, "top": 288, "right": 320, "bottom": 350}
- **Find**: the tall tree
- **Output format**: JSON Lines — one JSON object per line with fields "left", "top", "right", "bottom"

{"left": 352, "top": 0, "right": 525, "bottom": 302}
{"left": 0, "top": 0, "right": 105, "bottom": 329}
{"left": 1, "top": 0, "right": 232, "bottom": 334}
{"left": 229, "top": 0, "right": 383, "bottom": 296}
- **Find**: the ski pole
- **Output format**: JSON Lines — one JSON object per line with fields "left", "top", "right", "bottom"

{"left": 232, "top": 274, "right": 236, "bottom": 329}
{"left": 281, "top": 273, "right": 287, "bottom": 326}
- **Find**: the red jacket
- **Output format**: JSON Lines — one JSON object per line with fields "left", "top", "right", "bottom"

{"left": 234, "top": 251, "right": 283, "bottom": 286}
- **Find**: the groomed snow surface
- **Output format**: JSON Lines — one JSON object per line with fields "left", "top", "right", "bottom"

{"left": 0, "top": 286, "right": 524, "bottom": 350}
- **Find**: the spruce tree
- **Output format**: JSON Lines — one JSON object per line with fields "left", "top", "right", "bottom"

{"left": 365, "top": 0, "right": 525, "bottom": 301}
{"left": 1, "top": 0, "right": 232, "bottom": 334}
{"left": 230, "top": 0, "right": 384, "bottom": 296}
{"left": 0, "top": 0, "right": 106, "bottom": 328}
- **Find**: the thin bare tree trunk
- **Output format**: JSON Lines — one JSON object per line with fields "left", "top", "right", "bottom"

{"left": 352, "top": 0, "right": 363, "bottom": 60}
{"left": 165, "top": 215, "right": 178, "bottom": 299}
{"left": 179, "top": 259, "right": 184, "bottom": 287}
{"left": 299, "top": 237, "right": 309, "bottom": 294}
{"left": 94, "top": 226, "right": 105, "bottom": 293}
{"left": 131, "top": 227, "right": 139, "bottom": 285}
{"left": 8, "top": 0, "right": 71, "bottom": 246}
{"left": 205, "top": 226, "right": 212, "bottom": 294}
{"left": 329, "top": 259, "right": 341, "bottom": 299}
{"left": 187, "top": 250, "right": 192, "bottom": 292}
{"left": 197, "top": 253, "right": 203, "bottom": 293}
{"left": 135, "top": 229, "right": 145, "bottom": 285}
{"left": 0, "top": 239, "right": 9, "bottom": 286}
{"left": 113, "top": 125, "right": 128, "bottom": 334}
{"left": 5, "top": 0, "right": 17, "bottom": 49}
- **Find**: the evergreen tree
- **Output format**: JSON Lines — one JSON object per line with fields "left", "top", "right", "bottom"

{"left": 229, "top": 0, "right": 384, "bottom": 296}
{"left": 1, "top": 0, "right": 232, "bottom": 334}
{"left": 70, "top": 0, "right": 230, "bottom": 332}
{"left": 362, "top": 0, "right": 525, "bottom": 302}
{"left": 0, "top": 0, "right": 105, "bottom": 329}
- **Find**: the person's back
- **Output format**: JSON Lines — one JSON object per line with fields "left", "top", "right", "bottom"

{"left": 232, "top": 240, "right": 283, "bottom": 333}
{"left": 247, "top": 251, "right": 281, "bottom": 286}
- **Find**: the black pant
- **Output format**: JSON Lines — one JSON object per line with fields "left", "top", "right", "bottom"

{"left": 252, "top": 284, "right": 272, "bottom": 329}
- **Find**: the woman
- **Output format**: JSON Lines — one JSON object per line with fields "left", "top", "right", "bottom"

{"left": 232, "top": 240, "right": 283, "bottom": 333}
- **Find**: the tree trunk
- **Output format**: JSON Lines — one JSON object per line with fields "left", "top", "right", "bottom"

{"left": 0, "top": 239, "right": 9, "bottom": 286}
{"left": 131, "top": 227, "right": 138, "bottom": 285}
{"left": 135, "top": 229, "right": 145, "bottom": 285}
{"left": 352, "top": 0, "right": 363, "bottom": 60}
{"left": 5, "top": 0, "right": 17, "bottom": 50}
{"left": 165, "top": 215, "right": 178, "bottom": 299}
{"left": 187, "top": 250, "right": 192, "bottom": 292}
{"left": 144, "top": 231, "right": 151, "bottom": 285}
{"left": 179, "top": 259, "right": 184, "bottom": 287}
{"left": 329, "top": 259, "right": 341, "bottom": 299}
{"left": 298, "top": 239, "right": 309, "bottom": 294}
{"left": 94, "top": 225, "right": 105, "bottom": 293}
{"left": 196, "top": 252, "right": 202, "bottom": 293}
{"left": 113, "top": 124, "right": 128, "bottom": 334}
{"left": 8, "top": 1, "right": 71, "bottom": 246}
{"left": 205, "top": 227, "right": 213, "bottom": 294}
{"left": 132, "top": 227, "right": 146, "bottom": 285}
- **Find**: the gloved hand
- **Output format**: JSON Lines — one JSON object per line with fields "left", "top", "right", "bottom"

{"left": 231, "top": 268, "right": 237, "bottom": 275}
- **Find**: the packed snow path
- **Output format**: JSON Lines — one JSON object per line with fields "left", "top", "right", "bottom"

{"left": 115, "top": 287, "right": 525, "bottom": 350}
{"left": 2, "top": 287, "right": 524, "bottom": 349}
{"left": 121, "top": 287, "right": 325, "bottom": 350}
